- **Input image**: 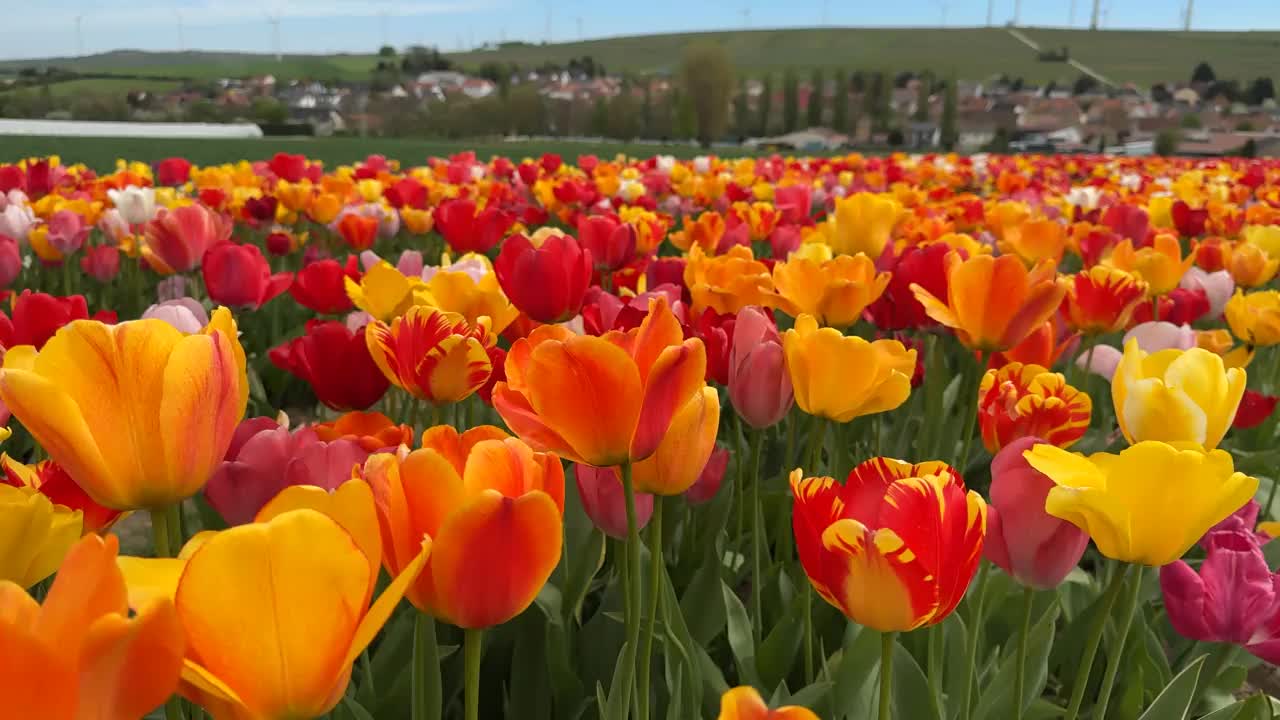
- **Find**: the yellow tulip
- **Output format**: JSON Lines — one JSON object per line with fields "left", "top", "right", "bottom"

{"left": 1024, "top": 442, "right": 1257, "bottom": 566}
{"left": 424, "top": 263, "right": 520, "bottom": 335}
{"left": 1225, "top": 242, "right": 1280, "bottom": 288}
{"left": 0, "top": 484, "right": 82, "bottom": 588}
{"left": 345, "top": 262, "right": 433, "bottom": 322}
{"left": 1112, "top": 339, "right": 1245, "bottom": 449}
{"left": 118, "top": 481, "right": 429, "bottom": 720}
{"left": 1225, "top": 289, "right": 1280, "bottom": 348}
{"left": 782, "top": 314, "right": 915, "bottom": 423}
{"left": 772, "top": 253, "right": 890, "bottom": 328}
{"left": 0, "top": 309, "right": 247, "bottom": 510}
{"left": 1104, "top": 234, "right": 1193, "bottom": 296}
{"left": 1244, "top": 224, "right": 1280, "bottom": 260}
{"left": 824, "top": 192, "right": 903, "bottom": 257}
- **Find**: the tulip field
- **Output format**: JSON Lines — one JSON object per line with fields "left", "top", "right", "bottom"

{"left": 3, "top": 150, "right": 1280, "bottom": 720}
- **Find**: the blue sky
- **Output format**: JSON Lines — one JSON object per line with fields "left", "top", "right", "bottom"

{"left": 7, "top": 0, "right": 1280, "bottom": 59}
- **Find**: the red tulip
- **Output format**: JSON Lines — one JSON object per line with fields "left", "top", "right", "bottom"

{"left": 202, "top": 243, "right": 294, "bottom": 309}
{"left": 143, "top": 204, "right": 233, "bottom": 273}
{"left": 80, "top": 245, "right": 121, "bottom": 283}
{"left": 581, "top": 285, "right": 687, "bottom": 335}
{"left": 242, "top": 196, "right": 278, "bottom": 223}
{"left": 268, "top": 152, "right": 308, "bottom": 182}
{"left": 578, "top": 215, "right": 636, "bottom": 271}
{"left": 729, "top": 306, "right": 794, "bottom": 429}
{"left": 645, "top": 256, "right": 688, "bottom": 291}
{"left": 0, "top": 291, "right": 89, "bottom": 349}
{"left": 517, "top": 162, "right": 540, "bottom": 186}
{"left": 866, "top": 242, "right": 953, "bottom": 331}
{"left": 265, "top": 231, "right": 292, "bottom": 257}
{"left": 1234, "top": 390, "right": 1279, "bottom": 430}
{"left": 494, "top": 233, "right": 593, "bottom": 323}
{"left": 385, "top": 178, "right": 427, "bottom": 209}
{"left": 155, "top": 157, "right": 192, "bottom": 186}
{"left": 1101, "top": 204, "right": 1150, "bottom": 244}
{"left": 1129, "top": 285, "right": 1210, "bottom": 326}
{"left": 435, "top": 198, "right": 515, "bottom": 253}
{"left": 692, "top": 307, "right": 736, "bottom": 385}
{"left": 269, "top": 321, "right": 390, "bottom": 411}
{"left": 774, "top": 185, "right": 813, "bottom": 225}
{"left": 574, "top": 464, "right": 653, "bottom": 539}
{"left": 290, "top": 256, "right": 360, "bottom": 314}
{"left": 685, "top": 446, "right": 730, "bottom": 505}
{"left": 1172, "top": 201, "right": 1208, "bottom": 238}
{"left": 983, "top": 437, "right": 1090, "bottom": 589}
{"left": 0, "top": 234, "right": 21, "bottom": 288}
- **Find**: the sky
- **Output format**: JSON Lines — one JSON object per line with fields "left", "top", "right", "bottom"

{"left": 5, "top": 0, "right": 1280, "bottom": 60}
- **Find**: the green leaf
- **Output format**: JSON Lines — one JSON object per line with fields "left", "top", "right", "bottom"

{"left": 1136, "top": 656, "right": 1205, "bottom": 720}
{"left": 341, "top": 697, "right": 376, "bottom": 720}
{"left": 788, "top": 680, "right": 835, "bottom": 711}
{"left": 972, "top": 604, "right": 1058, "bottom": 720}
{"left": 722, "top": 582, "right": 761, "bottom": 687}
{"left": 544, "top": 623, "right": 584, "bottom": 712}
{"left": 563, "top": 529, "right": 606, "bottom": 626}
{"left": 892, "top": 641, "right": 940, "bottom": 720}
{"left": 681, "top": 547, "right": 728, "bottom": 646}
{"left": 756, "top": 593, "right": 805, "bottom": 692}
{"left": 602, "top": 641, "right": 636, "bottom": 720}
{"left": 510, "top": 613, "right": 552, "bottom": 720}
{"left": 830, "top": 624, "right": 882, "bottom": 720}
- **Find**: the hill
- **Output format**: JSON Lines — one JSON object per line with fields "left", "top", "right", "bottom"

{"left": 448, "top": 27, "right": 1280, "bottom": 86}
{"left": 1, "top": 27, "right": 1278, "bottom": 88}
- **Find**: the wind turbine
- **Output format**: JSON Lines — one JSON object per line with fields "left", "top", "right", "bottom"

{"left": 1014, "top": 0, "right": 1022, "bottom": 25}
{"left": 986, "top": 0, "right": 994, "bottom": 26}
{"left": 1069, "top": 0, "right": 1077, "bottom": 26}
{"left": 265, "top": 12, "right": 282, "bottom": 61}
{"left": 174, "top": 9, "right": 185, "bottom": 52}
{"left": 821, "top": 0, "right": 830, "bottom": 25}
{"left": 1090, "top": 0, "right": 1101, "bottom": 29}
{"left": 740, "top": 3, "right": 751, "bottom": 28}
{"left": 1183, "top": 0, "right": 1194, "bottom": 30}
{"left": 74, "top": 14, "right": 84, "bottom": 57}
{"left": 576, "top": 16, "right": 584, "bottom": 40}
{"left": 933, "top": 0, "right": 949, "bottom": 26}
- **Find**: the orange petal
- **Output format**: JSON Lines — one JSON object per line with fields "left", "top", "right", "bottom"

{"left": 630, "top": 294, "right": 686, "bottom": 382}
{"left": 633, "top": 387, "right": 720, "bottom": 495}
{"left": 0, "top": 623, "right": 76, "bottom": 720}
{"left": 428, "top": 490, "right": 563, "bottom": 629}
{"left": 461, "top": 438, "right": 566, "bottom": 512}
{"left": 630, "top": 339, "right": 707, "bottom": 462}
{"left": 420, "top": 425, "right": 510, "bottom": 477}
{"left": 491, "top": 384, "right": 581, "bottom": 462}
{"left": 159, "top": 331, "right": 246, "bottom": 503}
{"left": 174, "top": 509, "right": 370, "bottom": 719}
{"left": 37, "top": 534, "right": 128, "bottom": 657}
{"left": 77, "top": 599, "right": 185, "bottom": 720}
{"left": 0, "top": 582, "right": 39, "bottom": 627}
{"left": 718, "top": 686, "right": 770, "bottom": 720}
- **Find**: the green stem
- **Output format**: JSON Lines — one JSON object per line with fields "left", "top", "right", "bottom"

{"left": 1191, "top": 644, "right": 1240, "bottom": 711}
{"left": 464, "top": 629, "right": 483, "bottom": 720}
{"left": 1265, "top": 478, "right": 1280, "bottom": 521}
{"left": 960, "top": 560, "right": 990, "bottom": 720}
{"left": 748, "top": 429, "right": 765, "bottom": 642}
{"left": 807, "top": 416, "right": 828, "bottom": 473}
{"left": 151, "top": 507, "right": 184, "bottom": 720}
{"left": 1063, "top": 563, "right": 1132, "bottom": 720}
{"left": 1093, "top": 565, "right": 1145, "bottom": 720}
{"left": 412, "top": 612, "right": 441, "bottom": 720}
{"left": 616, "top": 462, "right": 643, "bottom": 720}
{"left": 921, "top": 332, "right": 942, "bottom": 456}
{"left": 637, "top": 499, "right": 664, "bottom": 720}
{"left": 1014, "top": 587, "right": 1035, "bottom": 720}
{"left": 957, "top": 352, "right": 984, "bottom": 472}
{"left": 1152, "top": 294, "right": 1161, "bottom": 323}
{"left": 927, "top": 624, "right": 945, "bottom": 720}
{"left": 803, "top": 584, "right": 814, "bottom": 684}
{"left": 879, "top": 631, "right": 897, "bottom": 720}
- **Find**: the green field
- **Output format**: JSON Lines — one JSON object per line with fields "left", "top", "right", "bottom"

{"left": 0, "top": 135, "right": 746, "bottom": 173}
{"left": 2, "top": 27, "right": 1277, "bottom": 90}
{"left": 37, "top": 77, "right": 185, "bottom": 98}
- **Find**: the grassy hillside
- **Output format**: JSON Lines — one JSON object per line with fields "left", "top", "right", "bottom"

{"left": 449, "top": 27, "right": 1280, "bottom": 86}
{"left": 0, "top": 135, "right": 744, "bottom": 173}
{"left": 2, "top": 27, "right": 1276, "bottom": 91}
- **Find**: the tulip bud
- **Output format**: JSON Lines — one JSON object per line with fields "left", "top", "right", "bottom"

{"left": 729, "top": 306, "right": 794, "bottom": 429}
{"left": 685, "top": 446, "right": 730, "bottom": 505}
{"left": 984, "top": 437, "right": 1089, "bottom": 589}
{"left": 142, "top": 298, "right": 210, "bottom": 334}
{"left": 0, "top": 234, "right": 21, "bottom": 288}
{"left": 80, "top": 245, "right": 121, "bottom": 283}
{"left": 575, "top": 464, "right": 653, "bottom": 539}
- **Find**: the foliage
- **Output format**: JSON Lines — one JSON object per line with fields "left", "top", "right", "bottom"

{"left": 679, "top": 43, "right": 735, "bottom": 147}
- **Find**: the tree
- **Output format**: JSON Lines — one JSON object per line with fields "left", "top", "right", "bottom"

{"left": 1246, "top": 77, "right": 1276, "bottom": 106}
{"left": 1191, "top": 62, "right": 1216, "bottom": 84}
{"left": 678, "top": 42, "right": 735, "bottom": 147}
{"left": 590, "top": 97, "right": 610, "bottom": 136}
{"left": 607, "top": 91, "right": 640, "bottom": 139}
{"left": 850, "top": 70, "right": 867, "bottom": 94}
{"left": 1155, "top": 129, "right": 1181, "bottom": 156}
{"left": 913, "top": 72, "right": 931, "bottom": 122}
{"left": 758, "top": 73, "right": 774, "bottom": 136}
{"left": 506, "top": 85, "right": 547, "bottom": 136}
{"left": 1180, "top": 113, "right": 1203, "bottom": 129}
{"left": 251, "top": 97, "right": 288, "bottom": 124}
{"left": 832, "top": 69, "right": 848, "bottom": 134}
{"left": 733, "top": 77, "right": 751, "bottom": 138}
{"left": 378, "top": 45, "right": 396, "bottom": 57}
{"left": 640, "top": 80, "right": 653, "bottom": 138}
{"left": 782, "top": 69, "right": 799, "bottom": 133}
{"left": 940, "top": 80, "right": 958, "bottom": 150}
{"left": 868, "top": 71, "right": 891, "bottom": 132}
{"left": 674, "top": 90, "right": 697, "bottom": 140}
{"left": 807, "top": 68, "right": 825, "bottom": 128}
{"left": 1073, "top": 73, "right": 1099, "bottom": 95}
{"left": 1240, "top": 139, "right": 1259, "bottom": 158}
{"left": 1151, "top": 84, "right": 1173, "bottom": 103}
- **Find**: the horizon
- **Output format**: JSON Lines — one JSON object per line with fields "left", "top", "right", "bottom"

{"left": 6, "top": 0, "right": 1280, "bottom": 62}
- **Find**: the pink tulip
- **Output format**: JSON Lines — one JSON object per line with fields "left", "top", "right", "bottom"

{"left": 728, "top": 306, "right": 794, "bottom": 429}
{"left": 46, "top": 209, "right": 89, "bottom": 254}
{"left": 685, "top": 446, "right": 730, "bottom": 505}
{"left": 1077, "top": 320, "right": 1198, "bottom": 380}
{"left": 0, "top": 234, "right": 20, "bottom": 288}
{"left": 143, "top": 204, "right": 233, "bottom": 272}
{"left": 142, "top": 298, "right": 210, "bottom": 334}
{"left": 1180, "top": 267, "right": 1235, "bottom": 320}
{"left": 1203, "top": 499, "right": 1272, "bottom": 548}
{"left": 575, "top": 464, "right": 653, "bottom": 539}
{"left": 1162, "top": 530, "right": 1275, "bottom": 647}
{"left": 80, "top": 245, "right": 121, "bottom": 282}
{"left": 985, "top": 437, "right": 1089, "bottom": 589}
{"left": 204, "top": 418, "right": 370, "bottom": 525}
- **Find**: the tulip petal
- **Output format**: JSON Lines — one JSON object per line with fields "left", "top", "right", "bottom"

{"left": 117, "top": 557, "right": 186, "bottom": 610}
{"left": 344, "top": 536, "right": 431, "bottom": 668}
{"left": 78, "top": 598, "right": 186, "bottom": 720}
{"left": 631, "top": 339, "right": 706, "bottom": 461}
{"left": 718, "top": 686, "right": 770, "bottom": 720}
{"left": 820, "top": 518, "right": 922, "bottom": 632}
{"left": 428, "top": 489, "right": 563, "bottom": 629}
{"left": 160, "top": 332, "right": 245, "bottom": 504}
{"left": 0, "top": 623, "right": 76, "bottom": 720}
{"left": 1121, "top": 379, "right": 1208, "bottom": 446}
{"left": 175, "top": 509, "right": 370, "bottom": 718}
{"left": 0, "top": 581, "right": 39, "bottom": 626}
{"left": 37, "top": 533, "right": 127, "bottom": 655}
{"left": 633, "top": 387, "right": 720, "bottom": 495}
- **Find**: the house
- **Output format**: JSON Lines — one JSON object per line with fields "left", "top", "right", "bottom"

{"left": 955, "top": 106, "right": 1017, "bottom": 150}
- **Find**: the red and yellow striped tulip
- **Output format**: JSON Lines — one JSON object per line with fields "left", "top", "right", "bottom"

{"left": 365, "top": 305, "right": 495, "bottom": 406}
{"left": 977, "top": 363, "right": 1092, "bottom": 453}
{"left": 790, "top": 458, "right": 986, "bottom": 632}
{"left": 1063, "top": 266, "right": 1148, "bottom": 334}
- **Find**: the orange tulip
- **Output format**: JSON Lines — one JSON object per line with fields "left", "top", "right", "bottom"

{"left": 493, "top": 295, "right": 707, "bottom": 466}
{"left": 670, "top": 211, "right": 725, "bottom": 253}
{"left": 336, "top": 213, "right": 379, "bottom": 251}
{"left": 118, "top": 481, "right": 428, "bottom": 720}
{"left": 685, "top": 245, "right": 788, "bottom": 315}
{"left": 365, "top": 305, "right": 496, "bottom": 406}
{"left": 0, "top": 534, "right": 184, "bottom": 720}
{"left": 997, "top": 218, "right": 1068, "bottom": 266}
{"left": 1105, "top": 233, "right": 1193, "bottom": 295}
{"left": 631, "top": 385, "right": 721, "bottom": 495}
{"left": 718, "top": 686, "right": 820, "bottom": 720}
{"left": 358, "top": 427, "right": 565, "bottom": 628}
{"left": 312, "top": 411, "right": 413, "bottom": 452}
{"left": 911, "top": 252, "right": 1066, "bottom": 352}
